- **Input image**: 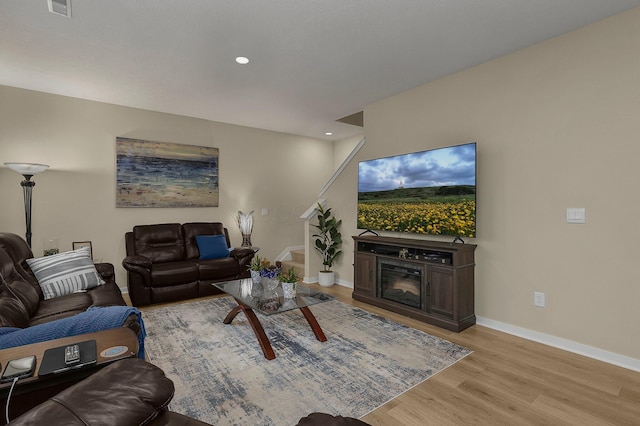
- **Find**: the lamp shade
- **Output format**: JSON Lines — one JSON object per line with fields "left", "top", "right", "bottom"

{"left": 4, "top": 163, "right": 49, "bottom": 176}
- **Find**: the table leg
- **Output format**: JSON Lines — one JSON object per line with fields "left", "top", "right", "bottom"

{"left": 223, "top": 305, "right": 242, "bottom": 324}
{"left": 224, "top": 301, "right": 276, "bottom": 360}
{"left": 300, "top": 306, "right": 327, "bottom": 342}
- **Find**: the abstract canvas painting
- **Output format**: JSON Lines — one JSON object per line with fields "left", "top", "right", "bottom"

{"left": 116, "top": 137, "right": 219, "bottom": 207}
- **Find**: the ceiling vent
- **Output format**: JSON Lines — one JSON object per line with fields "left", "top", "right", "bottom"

{"left": 48, "top": 0, "right": 71, "bottom": 18}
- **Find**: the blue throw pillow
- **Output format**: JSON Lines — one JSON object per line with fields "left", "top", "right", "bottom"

{"left": 195, "top": 235, "right": 230, "bottom": 260}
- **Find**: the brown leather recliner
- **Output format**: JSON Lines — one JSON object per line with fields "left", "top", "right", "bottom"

{"left": 8, "top": 358, "right": 211, "bottom": 426}
{"left": 123, "top": 222, "right": 255, "bottom": 306}
{"left": 8, "top": 358, "right": 368, "bottom": 426}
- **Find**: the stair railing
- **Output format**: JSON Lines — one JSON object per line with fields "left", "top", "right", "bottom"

{"left": 299, "top": 137, "right": 365, "bottom": 282}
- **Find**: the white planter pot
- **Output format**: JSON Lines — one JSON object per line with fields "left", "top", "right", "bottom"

{"left": 282, "top": 282, "right": 297, "bottom": 298}
{"left": 318, "top": 271, "right": 335, "bottom": 287}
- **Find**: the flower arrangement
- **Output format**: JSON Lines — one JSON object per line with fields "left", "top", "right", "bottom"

{"left": 258, "top": 259, "right": 280, "bottom": 292}
{"left": 259, "top": 259, "right": 281, "bottom": 279}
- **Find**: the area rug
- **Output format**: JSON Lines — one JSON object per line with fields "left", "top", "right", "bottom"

{"left": 142, "top": 296, "right": 471, "bottom": 425}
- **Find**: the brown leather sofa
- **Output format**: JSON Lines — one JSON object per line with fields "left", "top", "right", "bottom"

{"left": 123, "top": 222, "right": 255, "bottom": 306}
{"left": 8, "top": 358, "right": 212, "bottom": 426}
{"left": 0, "top": 232, "right": 139, "bottom": 334}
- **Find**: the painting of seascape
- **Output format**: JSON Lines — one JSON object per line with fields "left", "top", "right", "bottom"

{"left": 116, "top": 138, "right": 219, "bottom": 207}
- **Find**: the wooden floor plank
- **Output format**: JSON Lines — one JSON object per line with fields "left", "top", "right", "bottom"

{"left": 308, "top": 285, "right": 640, "bottom": 425}
{"left": 531, "top": 395, "right": 618, "bottom": 426}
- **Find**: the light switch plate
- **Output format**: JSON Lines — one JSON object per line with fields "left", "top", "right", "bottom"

{"left": 566, "top": 208, "right": 585, "bottom": 224}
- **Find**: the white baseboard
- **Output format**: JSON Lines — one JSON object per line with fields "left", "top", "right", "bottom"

{"left": 335, "top": 279, "right": 353, "bottom": 289}
{"left": 476, "top": 316, "right": 640, "bottom": 372}
{"left": 332, "top": 284, "right": 638, "bottom": 371}
{"left": 302, "top": 278, "right": 354, "bottom": 289}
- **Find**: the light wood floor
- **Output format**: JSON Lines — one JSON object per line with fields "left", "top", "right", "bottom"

{"left": 130, "top": 286, "right": 640, "bottom": 425}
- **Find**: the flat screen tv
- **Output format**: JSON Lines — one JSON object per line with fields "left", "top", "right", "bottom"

{"left": 357, "top": 142, "right": 476, "bottom": 238}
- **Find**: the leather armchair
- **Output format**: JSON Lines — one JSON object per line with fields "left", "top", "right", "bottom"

{"left": 8, "top": 359, "right": 368, "bottom": 426}
{"left": 8, "top": 358, "right": 211, "bottom": 426}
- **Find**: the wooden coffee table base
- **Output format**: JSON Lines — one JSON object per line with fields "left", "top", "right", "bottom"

{"left": 223, "top": 299, "right": 327, "bottom": 360}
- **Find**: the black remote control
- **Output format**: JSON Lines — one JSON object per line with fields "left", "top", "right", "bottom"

{"left": 64, "top": 345, "right": 80, "bottom": 365}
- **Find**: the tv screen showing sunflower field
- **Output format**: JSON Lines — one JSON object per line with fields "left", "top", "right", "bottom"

{"left": 357, "top": 142, "right": 476, "bottom": 238}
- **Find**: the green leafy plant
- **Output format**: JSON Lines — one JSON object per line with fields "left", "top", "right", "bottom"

{"left": 312, "top": 203, "right": 343, "bottom": 272}
{"left": 281, "top": 266, "right": 299, "bottom": 283}
{"left": 249, "top": 255, "right": 262, "bottom": 271}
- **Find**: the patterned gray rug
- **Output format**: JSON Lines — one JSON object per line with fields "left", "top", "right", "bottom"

{"left": 142, "top": 296, "right": 471, "bottom": 425}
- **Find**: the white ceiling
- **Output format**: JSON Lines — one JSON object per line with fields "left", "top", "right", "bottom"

{"left": 2, "top": 1, "right": 639, "bottom": 141}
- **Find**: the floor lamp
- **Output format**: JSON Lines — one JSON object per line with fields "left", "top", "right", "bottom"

{"left": 4, "top": 162, "right": 49, "bottom": 247}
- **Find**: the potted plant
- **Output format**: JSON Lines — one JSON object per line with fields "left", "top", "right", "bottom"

{"left": 249, "top": 255, "right": 262, "bottom": 284}
{"left": 280, "top": 267, "right": 299, "bottom": 298}
{"left": 312, "top": 202, "right": 342, "bottom": 287}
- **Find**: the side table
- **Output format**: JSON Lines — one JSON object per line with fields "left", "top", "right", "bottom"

{"left": 0, "top": 327, "right": 138, "bottom": 423}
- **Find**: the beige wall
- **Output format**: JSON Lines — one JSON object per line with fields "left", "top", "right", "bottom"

{"left": 333, "top": 135, "right": 363, "bottom": 170}
{"left": 325, "top": 8, "right": 640, "bottom": 360}
{"left": 0, "top": 86, "right": 334, "bottom": 287}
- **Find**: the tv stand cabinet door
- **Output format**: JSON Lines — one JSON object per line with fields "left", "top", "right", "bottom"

{"left": 354, "top": 253, "right": 375, "bottom": 296}
{"left": 428, "top": 266, "right": 454, "bottom": 319}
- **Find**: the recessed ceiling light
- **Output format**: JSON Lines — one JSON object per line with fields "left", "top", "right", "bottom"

{"left": 325, "top": 132, "right": 333, "bottom": 136}
{"left": 235, "top": 56, "right": 249, "bottom": 65}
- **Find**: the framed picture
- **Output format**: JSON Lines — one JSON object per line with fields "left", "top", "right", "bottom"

{"left": 115, "top": 137, "right": 219, "bottom": 208}
{"left": 72, "top": 241, "right": 93, "bottom": 259}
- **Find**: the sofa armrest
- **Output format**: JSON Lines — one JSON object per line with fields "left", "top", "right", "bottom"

{"left": 230, "top": 247, "right": 256, "bottom": 275}
{"left": 230, "top": 247, "right": 255, "bottom": 262}
{"left": 123, "top": 255, "right": 152, "bottom": 270}
{"left": 9, "top": 358, "right": 174, "bottom": 426}
{"left": 122, "top": 255, "right": 153, "bottom": 283}
{"left": 94, "top": 262, "right": 115, "bottom": 281}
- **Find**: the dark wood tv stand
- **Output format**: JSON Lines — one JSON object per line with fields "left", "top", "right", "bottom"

{"left": 352, "top": 235, "right": 476, "bottom": 332}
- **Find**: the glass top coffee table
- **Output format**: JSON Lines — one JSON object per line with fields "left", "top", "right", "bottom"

{"left": 213, "top": 278, "right": 334, "bottom": 360}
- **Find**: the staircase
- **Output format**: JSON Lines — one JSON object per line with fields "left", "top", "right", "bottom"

{"left": 280, "top": 249, "right": 305, "bottom": 281}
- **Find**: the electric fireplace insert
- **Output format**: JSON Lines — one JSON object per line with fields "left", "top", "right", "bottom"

{"left": 378, "top": 259, "right": 424, "bottom": 309}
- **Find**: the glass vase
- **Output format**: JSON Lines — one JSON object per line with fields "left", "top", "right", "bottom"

{"left": 43, "top": 238, "right": 59, "bottom": 256}
{"left": 261, "top": 277, "right": 279, "bottom": 292}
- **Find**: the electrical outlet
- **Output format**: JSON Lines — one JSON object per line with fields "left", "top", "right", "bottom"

{"left": 534, "top": 291, "right": 546, "bottom": 308}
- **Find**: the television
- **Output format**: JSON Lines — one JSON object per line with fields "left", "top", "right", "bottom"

{"left": 357, "top": 142, "right": 476, "bottom": 238}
